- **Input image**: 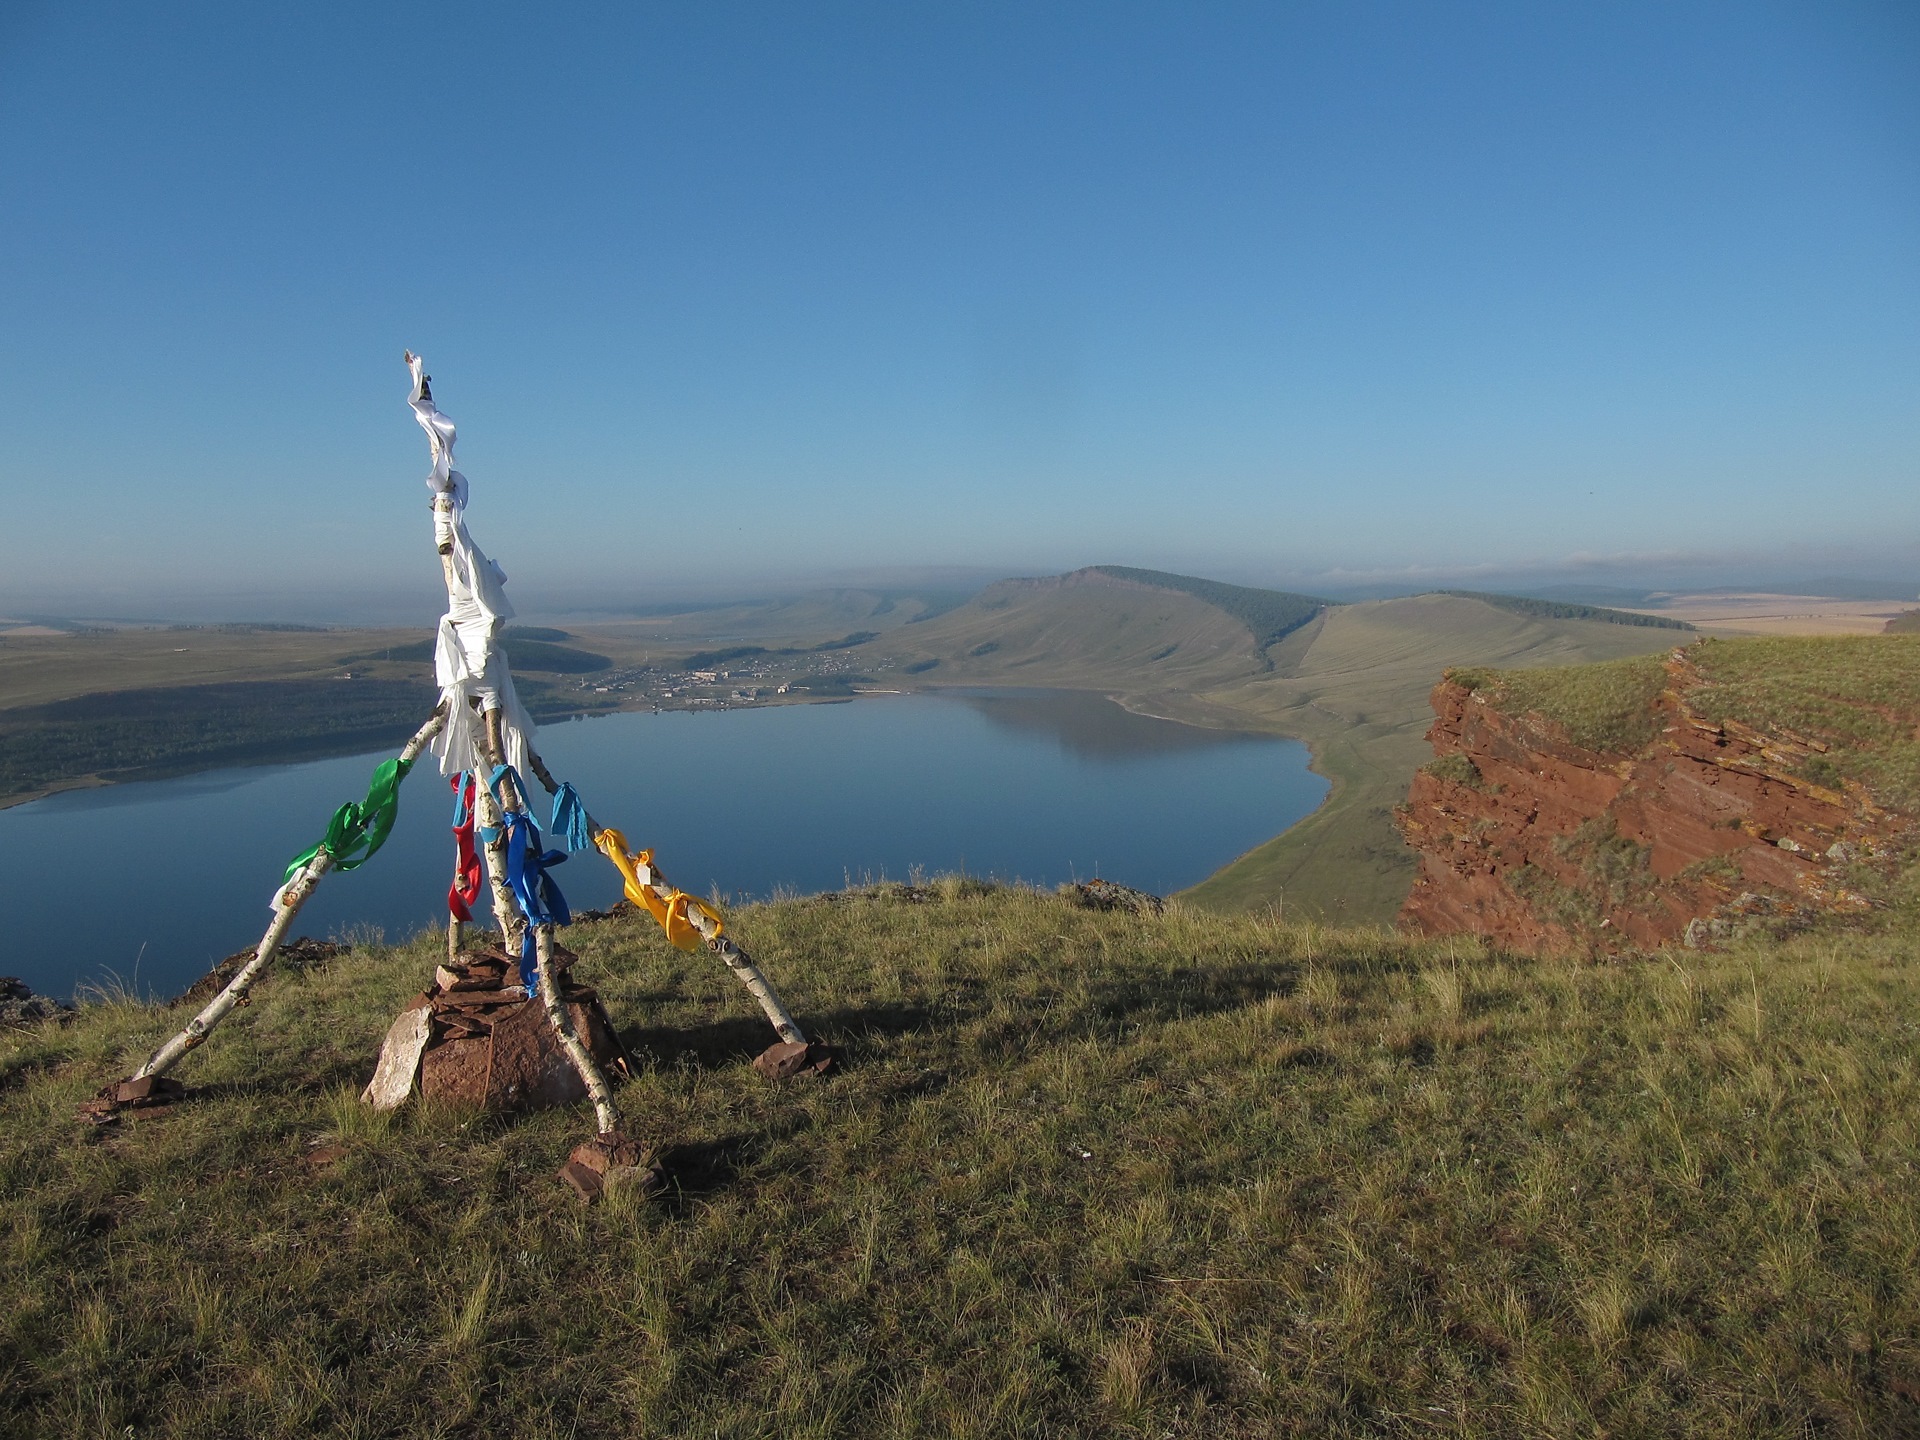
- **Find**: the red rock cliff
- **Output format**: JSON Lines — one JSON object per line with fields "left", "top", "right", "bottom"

{"left": 1396, "top": 650, "right": 1900, "bottom": 951}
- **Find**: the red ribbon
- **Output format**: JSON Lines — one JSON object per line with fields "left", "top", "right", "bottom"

{"left": 448, "top": 773, "right": 484, "bottom": 921}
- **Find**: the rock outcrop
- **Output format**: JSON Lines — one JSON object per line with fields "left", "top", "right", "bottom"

{"left": 1396, "top": 649, "right": 1904, "bottom": 951}
{"left": 0, "top": 977, "right": 69, "bottom": 1027}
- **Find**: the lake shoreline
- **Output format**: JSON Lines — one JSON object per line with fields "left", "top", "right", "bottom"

{"left": 2, "top": 691, "right": 1327, "bottom": 1000}
{"left": 0, "top": 688, "right": 868, "bottom": 814}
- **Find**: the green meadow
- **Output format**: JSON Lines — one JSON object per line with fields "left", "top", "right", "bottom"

{"left": 3, "top": 883, "right": 1915, "bottom": 1437}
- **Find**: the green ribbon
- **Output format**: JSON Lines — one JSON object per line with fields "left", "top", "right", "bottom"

{"left": 283, "top": 756, "right": 414, "bottom": 881}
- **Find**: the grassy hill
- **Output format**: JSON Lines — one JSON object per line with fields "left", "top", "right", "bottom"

{"left": 875, "top": 569, "right": 1270, "bottom": 693}
{"left": 1433, "top": 590, "right": 1694, "bottom": 631}
{"left": 1085, "top": 567, "right": 1332, "bottom": 654}
{"left": 587, "top": 587, "right": 977, "bottom": 646}
{"left": 2, "top": 884, "right": 1915, "bottom": 1436}
{"left": 880, "top": 585, "right": 1683, "bottom": 922}
{"left": 1181, "top": 597, "right": 1683, "bottom": 921}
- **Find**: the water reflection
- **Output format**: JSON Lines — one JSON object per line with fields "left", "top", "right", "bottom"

{"left": 950, "top": 688, "right": 1262, "bottom": 760}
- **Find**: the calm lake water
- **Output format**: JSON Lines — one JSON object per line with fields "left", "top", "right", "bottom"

{"left": 0, "top": 690, "right": 1324, "bottom": 1000}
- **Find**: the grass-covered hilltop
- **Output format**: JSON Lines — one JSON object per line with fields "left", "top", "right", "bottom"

{"left": 8, "top": 600, "right": 1920, "bottom": 1437}
{"left": 4, "top": 866, "right": 1919, "bottom": 1436}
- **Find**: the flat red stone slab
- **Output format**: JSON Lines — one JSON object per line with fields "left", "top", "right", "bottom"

{"left": 751, "top": 1041, "right": 837, "bottom": 1080}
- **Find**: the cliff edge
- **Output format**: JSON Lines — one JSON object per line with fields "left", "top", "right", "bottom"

{"left": 1395, "top": 638, "right": 1920, "bottom": 950}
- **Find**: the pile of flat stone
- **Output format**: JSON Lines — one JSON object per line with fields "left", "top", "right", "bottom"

{"left": 79, "top": 1072, "right": 185, "bottom": 1123}
{"left": 0, "top": 977, "right": 69, "bottom": 1028}
{"left": 1064, "top": 879, "right": 1166, "bottom": 916}
{"left": 362, "top": 943, "right": 628, "bottom": 1112}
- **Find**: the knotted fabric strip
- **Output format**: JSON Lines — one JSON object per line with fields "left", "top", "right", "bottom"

{"left": 550, "top": 782, "right": 592, "bottom": 853}
{"left": 448, "top": 772, "right": 484, "bottom": 922}
{"left": 283, "top": 756, "right": 412, "bottom": 882}
{"left": 487, "top": 766, "right": 571, "bottom": 992}
{"left": 593, "top": 826, "right": 725, "bottom": 953}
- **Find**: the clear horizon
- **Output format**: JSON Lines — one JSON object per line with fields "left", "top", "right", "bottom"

{"left": 2, "top": 2, "right": 1916, "bottom": 620}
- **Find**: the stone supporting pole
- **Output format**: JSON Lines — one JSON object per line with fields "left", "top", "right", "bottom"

{"left": 132, "top": 708, "right": 447, "bottom": 1082}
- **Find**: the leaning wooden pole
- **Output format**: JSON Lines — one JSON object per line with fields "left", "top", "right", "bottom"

{"left": 618, "top": 838, "right": 806, "bottom": 1045}
{"left": 524, "top": 752, "right": 809, "bottom": 1045}
{"left": 582, "top": 810, "right": 809, "bottom": 1047}
{"left": 468, "top": 758, "right": 529, "bottom": 963}
{"left": 132, "top": 709, "right": 446, "bottom": 1083}
{"left": 534, "top": 924, "right": 620, "bottom": 1134}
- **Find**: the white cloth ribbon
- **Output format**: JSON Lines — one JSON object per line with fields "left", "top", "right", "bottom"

{"left": 405, "top": 353, "right": 535, "bottom": 777}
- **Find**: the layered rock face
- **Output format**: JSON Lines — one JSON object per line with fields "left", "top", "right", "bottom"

{"left": 1396, "top": 651, "right": 1901, "bottom": 951}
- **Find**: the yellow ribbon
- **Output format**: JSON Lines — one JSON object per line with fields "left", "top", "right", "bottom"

{"left": 594, "top": 826, "right": 725, "bottom": 952}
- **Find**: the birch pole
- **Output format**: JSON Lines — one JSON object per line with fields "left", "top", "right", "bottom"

{"left": 518, "top": 749, "right": 808, "bottom": 1045}
{"left": 468, "top": 755, "right": 528, "bottom": 961}
{"left": 534, "top": 923, "right": 620, "bottom": 1134}
{"left": 473, "top": 735, "right": 624, "bottom": 1134}
{"left": 132, "top": 708, "right": 447, "bottom": 1083}
{"left": 629, "top": 844, "right": 807, "bottom": 1046}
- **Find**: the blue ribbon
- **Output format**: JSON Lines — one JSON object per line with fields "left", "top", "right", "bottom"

{"left": 486, "top": 766, "right": 570, "bottom": 993}
{"left": 451, "top": 770, "right": 472, "bottom": 827}
{"left": 551, "top": 781, "right": 592, "bottom": 853}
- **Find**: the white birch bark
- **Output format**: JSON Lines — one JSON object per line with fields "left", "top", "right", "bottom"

{"left": 133, "top": 709, "right": 446, "bottom": 1082}
{"left": 606, "top": 822, "right": 807, "bottom": 1045}
{"left": 473, "top": 744, "right": 622, "bottom": 1130}
{"left": 521, "top": 747, "right": 808, "bottom": 1045}
{"left": 534, "top": 924, "right": 620, "bottom": 1134}
{"left": 468, "top": 771, "right": 527, "bottom": 958}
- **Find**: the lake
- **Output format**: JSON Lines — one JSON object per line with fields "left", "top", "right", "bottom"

{"left": 0, "top": 689, "right": 1325, "bottom": 1000}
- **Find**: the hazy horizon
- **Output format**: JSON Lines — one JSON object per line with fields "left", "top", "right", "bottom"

{"left": 6, "top": 547, "right": 1919, "bottom": 630}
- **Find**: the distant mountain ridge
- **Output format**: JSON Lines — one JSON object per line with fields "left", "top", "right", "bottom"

{"left": 991, "top": 566, "right": 1677, "bottom": 651}
{"left": 1432, "top": 590, "right": 1693, "bottom": 631}
{"left": 1083, "top": 566, "right": 1335, "bottom": 651}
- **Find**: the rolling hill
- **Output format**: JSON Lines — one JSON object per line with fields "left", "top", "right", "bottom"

{"left": 875, "top": 577, "right": 1684, "bottom": 922}
{"left": 868, "top": 568, "right": 1279, "bottom": 692}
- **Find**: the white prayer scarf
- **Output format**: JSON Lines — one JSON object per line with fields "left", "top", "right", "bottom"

{"left": 406, "top": 354, "right": 536, "bottom": 778}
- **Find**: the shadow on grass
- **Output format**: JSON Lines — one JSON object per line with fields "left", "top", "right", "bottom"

{"left": 656, "top": 1131, "right": 758, "bottom": 1208}
{"left": 619, "top": 959, "right": 1314, "bottom": 1073}
{"left": 620, "top": 1015, "right": 784, "bottom": 1069}
{"left": 620, "top": 1001, "right": 940, "bottom": 1071}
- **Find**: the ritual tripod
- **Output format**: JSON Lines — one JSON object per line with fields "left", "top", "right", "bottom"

{"left": 98, "top": 355, "right": 828, "bottom": 1188}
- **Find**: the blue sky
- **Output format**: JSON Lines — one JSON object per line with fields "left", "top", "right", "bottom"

{"left": 1, "top": 2, "right": 1916, "bottom": 618}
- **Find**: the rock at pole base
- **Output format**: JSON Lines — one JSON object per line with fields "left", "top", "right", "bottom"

{"left": 362, "top": 945, "right": 628, "bottom": 1113}
{"left": 560, "top": 1131, "right": 666, "bottom": 1204}
{"left": 1064, "top": 879, "right": 1165, "bottom": 916}
{"left": 751, "top": 1040, "right": 837, "bottom": 1080}
{"left": 79, "top": 1074, "right": 187, "bottom": 1124}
